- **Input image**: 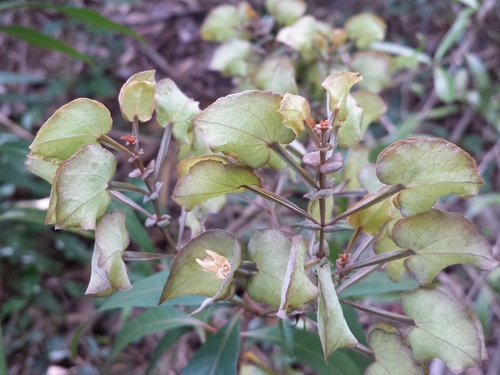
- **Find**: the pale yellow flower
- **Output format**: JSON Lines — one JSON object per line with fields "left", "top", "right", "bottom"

{"left": 196, "top": 250, "right": 231, "bottom": 280}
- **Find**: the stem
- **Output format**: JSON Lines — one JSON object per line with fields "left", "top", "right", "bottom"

{"left": 245, "top": 185, "right": 319, "bottom": 223}
{"left": 350, "top": 235, "right": 376, "bottom": 263}
{"left": 303, "top": 119, "right": 321, "bottom": 147}
{"left": 326, "top": 184, "right": 405, "bottom": 226}
{"left": 110, "top": 190, "right": 153, "bottom": 218}
{"left": 108, "top": 181, "right": 150, "bottom": 196}
{"left": 317, "top": 128, "right": 328, "bottom": 258}
{"left": 345, "top": 228, "right": 361, "bottom": 256}
{"left": 340, "top": 299, "right": 415, "bottom": 326}
{"left": 333, "top": 249, "right": 414, "bottom": 276}
{"left": 228, "top": 297, "right": 261, "bottom": 316}
{"left": 353, "top": 343, "right": 375, "bottom": 359}
{"left": 154, "top": 122, "right": 173, "bottom": 182}
{"left": 98, "top": 134, "right": 134, "bottom": 157}
{"left": 336, "top": 264, "right": 380, "bottom": 294}
{"left": 270, "top": 143, "right": 320, "bottom": 189}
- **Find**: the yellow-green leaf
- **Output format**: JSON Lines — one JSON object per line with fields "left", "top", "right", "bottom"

{"left": 351, "top": 51, "right": 393, "bottom": 92}
{"left": 345, "top": 13, "right": 387, "bottom": 48}
{"left": 347, "top": 192, "right": 392, "bottom": 235}
{"left": 278, "top": 93, "right": 310, "bottom": 136}
{"left": 265, "top": 0, "right": 306, "bottom": 26}
{"left": 321, "top": 72, "right": 362, "bottom": 119}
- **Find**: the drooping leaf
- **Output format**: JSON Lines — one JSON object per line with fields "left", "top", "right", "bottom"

{"left": 351, "top": 90, "right": 387, "bottom": 137}
{"left": 321, "top": 72, "right": 362, "bottom": 121}
{"left": 155, "top": 79, "right": 201, "bottom": 144}
{"left": 192, "top": 91, "right": 295, "bottom": 168}
{"left": 345, "top": 13, "right": 387, "bottom": 48}
{"left": 317, "top": 263, "right": 358, "bottom": 360}
{"left": 402, "top": 282, "right": 487, "bottom": 373}
{"left": 392, "top": 209, "right": 498, "bottom": 285}
{"left": 209, "top": 39, "right": 252, "bottom": 77}
{"left": 336, "top": 94, "right": 364, "bottom": 148}
{"left": 29, "top": 98, "right": 112, "bottom": 164}
{"left": 182, "top": 314, "right": 241, "bottom": 375}
{"left": 111, "top": 306, "right": 207, "bottom": 357}
{"left": 265, "top": 0, "right": 307, "bottom": 26}
{"left": 347, "top": 192, "right": 392, "bottom": 235}
{"left": 278, "top": 93, "right": 310, "bottom": 136}
{"left": 351, "top": 51, "right": 393, "bottom": 92}
{"left": 365, "top": 323, "right": 424, "bottom": 375}
{"left": 247, "top": 229, "right": 319, "bottom": 311}
{"left": 46, "top": 145, "right": 115, "bottom": 230}
{"left": 85, "top": 210, "right": 131, "bottom": 296}
{"left": 172, "top": 159, "right": 261, "bottom": 211}
{"left": 159, "top": 230, "right": 243, "bottom": 304}
{"left": 254, "top": 56, "right": 298, "bottom": 95}
{"left": 118, "top": 70, "right": 156, "bottom": 122}
{"left": 0, "top": 26, "right": 93, "bottom": 65}
{"left": 376, "top": 138, "right": 484, "bottom": 217}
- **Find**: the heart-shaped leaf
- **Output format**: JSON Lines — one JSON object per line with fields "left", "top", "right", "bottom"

{"left": 365, "top": 323, "right": 424, "bottom": 375}
{"left": 321, "top": 72, "right": 362, "bottom": 120}
{"left": 209, "top": 39, "right": 252, "bottom": 77}
{"left": 85, "top": 210, "right": 131, "bottom": 297}
{"left": 265, "top": 0, "right": 306, "bottom": 26}
{"left": 351, "top": 90, "right": 387, "bottom": 137}
{"left": 347, "top": 192, "right": 392, "bottom": 235}
{"left": 317, "top": 263, "right": 358, "bottom": 360}
{"left": 193, "top": 90, "right": 295, "bottom": 168}
{"left": 155, "top": 78, "right": 201, "bottom": 144}
{"left": 172, "top": 158, "right": 261, "bottom": 211}
{"left": 345, "top": 13, "right": 387, "bottom": 48}
{"left": 200, "top": 3, "right": 255, "bottom": 41}
{"left": 278, "top": 93, "right": 310, "bottom": 136}
{"left": 159, "top": 230, "right": 243, "bottom": 304}
{"left": 254, "top": 56, "right": 298, "bottom": 95}
{"left": 351, "top": 51, "right": 393, "bottom": 92}
{"left": 402, "top": 282, "right": 487, "bottom": 373}
{"left": 336, "top": 94, "right": 364, "bottom": 148}
{"left": 118, "top": 70, "right": 156, "bottom": 122}
{"left": 247, "top": 229, "right": 319, "bottom": 310}
{"left": 29, "top": 98, "right": 112, "bottom": 164}
{"left": 392, "top": 209, "right": 498, "bottom": 285}
{"left": 46, "top": 145, "right": 115, "bottom": 230}
{"left": 376, "top": 138, "right": 484, "bottom": 217}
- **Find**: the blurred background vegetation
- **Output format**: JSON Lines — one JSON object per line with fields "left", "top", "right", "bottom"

{"left": 0, "top": 0, "right": 499, "bottom": 374}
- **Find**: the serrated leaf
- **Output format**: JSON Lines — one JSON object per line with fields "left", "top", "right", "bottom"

{"left": 247, "top": 229, "right": 319, "bottom": 311}
{"left": 365, "top": 323, "right": 424, "bottom": 375}
{"left": 402, "top": 282, "right": 487, "bottom": 373}
{"left": 85, "top": 211, "right": 131, "bottom": 296}
{"left": 392, "top": 209, "right": 498, "bottom": 285}
{"left": 193, "top": 91, "right": 295, "bottom": 168}
{"left": 111, "top": 306, "right": 206, "bottom": 357}
{"left": 118, "top": 71, "right": 156, "bottom": 122}
{"left": 337, "top": 94, "right": 363, "bottom": 148}
{"left": 182, "top": 314, "right": 241, "bottom": 375}
{"left": 172, "top": 159, "right": 261, "bottom": 211}
{"left": 345, "top": 13, "right": 386, "bottom": 48}
{"left": 29, "top": 98, "right": 112, "bottom": 164}
{"left": 46, "top": 145, "right": 115, "bottom": 230}
{"left": 347, "top": 192, "right": 392, "bottom": 235}
{"left": 376, "top": 138, "right": 484, "bottom": 217}
{"left": 265, "top": 0, "right": 306, "bottom": 26}
{"left": 317, "top": 263, "right": 358, "bottom": 360}
{"left": 351, "top": 51, "right": 393, "bottom": 92}
{"left": 0, "top": 26, "right": 93, "bottom": 65}
{"left": 321, "top": 72, "right": 362, "bottom": 119}
{"left": 351, "top": 90, "right": 387, "bottom": 137}
{"left": 159, "top": 230, "right": 243, "bottom": 304}
{"left": 254, "top": 56, "right": 298, "bottom": 95}
{"left": 25, "top": 156, "right": 58, "bottom": 183}
{"left": 278, "top": 93, "right": 310, "bottom": 136}
{"left": 209, "top": 39, "right": 252, "bottom": 77}
{"left": 155, "top": 79, "right": 201, "bottom": 144}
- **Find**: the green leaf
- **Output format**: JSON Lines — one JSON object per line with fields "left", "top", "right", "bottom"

{"left": 351, "top": 90, "right": 387, "bottom": 137}
{"left": 402, "top": 282, "right": 487, "bottom": 373}
{"left": 345, "top": 13, "right": 386, "bottom": 48}
{"left": 172, "top": 159, "right": 261, "bottom": 211}
{"left": 46, "top": 145, "right": 115, "bottom": 230}
{"left": 155, "top": 79, "right": 201, "bottom": 144}
{"left": 111, "top": 306, "right": 206, "bottom": 357}
{"left": 29, "top": 98, "right": 112, "bottom": 164}
{"left": 254, "top": 56, "right": 298, "bottom": 95}
{"left": 365, "top": 323, "right": 424, "bottom": 375}
{"left": 278, "top": 93, "right": 310, "bottom": 136}
{"left": 0, "top": 2, "right": 146, "bottom": 43}
{"left": 265, "top": 0, "right": 307, "bottom": 26}
{"left": 118, "top": 70, "right": 156, "bottom": 122}
{"left": 434, "top": 9, "right": 474, "bottom": 61}
{"left": 209, "top": 39, "right": 252, "bottom": 77}
{"left": 336, "top": 94, "right": 364, "bottom": 148}
{"left": 24, "top": 157, "right": 58, "bottom": 183}
{"left": 0, "top": 26, "right": 92, "bottom": 65}
{"left": 247, "top": 229, "right": 319, "bottom": 311}
{"left": 177, "top": 155, "right": 230, "bottom": 179}
{"left": 193, "top": 91, "right": 295, "bottom": 168}
{"left": 321, "top": 71, "right": 362, "bottom": 119}
{"left": 376, "top": 138, "right": 484, "bottom": 217}
{"left": 85, "top": 210, "right": 131, "bottom": 296}
{"left": 392, "top": 209, "right": 498, "bottom": 285}
{"left": 343, "top": 145, "right": 370, "bottom": 190}
{"left": 200, "top": 3, "right": 254, "bottom": 41}
{"left": 317, "top": 264, "right": 358, "bottom": 360}
{"left": 182, "top": 314, "right": 241, "bottom": 375}
{"left": 433, "top": 67, "right": 455, "bottom": 103}
{"left": 347, "top": 192, "right": 392, "bottom": 235}
{"left": 351, "top": 51, "right": 393, "bottom": 92}
{"left": 159, "top": 230, "right": 243, "bottom": 304}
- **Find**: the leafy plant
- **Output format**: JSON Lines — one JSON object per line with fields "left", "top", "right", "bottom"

{"left": 25, "top": 63, "right": 498, "bottom": 374}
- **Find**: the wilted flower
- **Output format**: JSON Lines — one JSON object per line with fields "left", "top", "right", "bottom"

{"left": 196, "top": 250, "right": 231, "bottom": 280}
